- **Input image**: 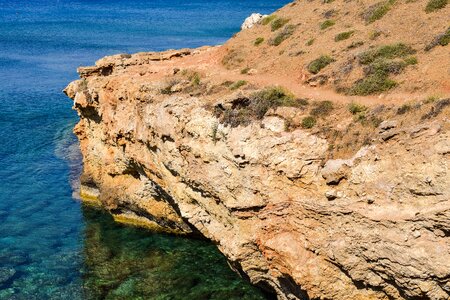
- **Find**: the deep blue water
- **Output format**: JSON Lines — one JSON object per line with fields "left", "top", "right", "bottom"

{"left": 0, "top": 0, "right": 290, "bottom": 299}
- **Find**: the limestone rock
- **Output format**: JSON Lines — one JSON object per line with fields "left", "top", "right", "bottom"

{"left": 241, "top": 13, "right": 267, "bottom": 30}
{"left": 65, "top": 48, "right": 450, "bottom": 300}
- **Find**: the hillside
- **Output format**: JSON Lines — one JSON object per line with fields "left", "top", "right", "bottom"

{"left": 223, "top": 0, "right": 449, "bottom": 99}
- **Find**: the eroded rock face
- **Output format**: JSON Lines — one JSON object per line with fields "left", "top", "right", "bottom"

{"left": 65, "top": 50, "right": 450, "bottom": 300}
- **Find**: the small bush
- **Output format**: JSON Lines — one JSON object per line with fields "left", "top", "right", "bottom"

{"left": 311, "top": 100, "right": 334, "bottom": 117}
{"left": 307, "top": 55, "right": 335, "bottom": 74}
{"left": 261, "top": 15, "right": 276, "bottom": 25}
{"left": 348, "top": 43, "right": 417, "bottom": 95}
{"left": 397, "top": 104, "right": 411, "bottom": 115}
{"left": 230, "top": 80, "right": 247, "bottom": 90}
{"left": 269, "top": 25, "right": 296, "bottom": 46}
{"left": 425, "top": 27, "right": 450, "bottom": 51}
{"left": 358, "top": 43, "right": 416, "bottom": 65}
{"left": 363, "top": 0, "right": 396, "bottom": 24}
{"left": 190, "top": 72, "right": 201, "bottom": 86}
{"left": 404, "top": 56, "right": 418, "bottom": 65}
{"left": 306, "top": 38, "right": 315, "bottom": 46}
{"left": 254, "top": 37, "right": 265, "bottom": 46}
{"left": 222, "top": 49, "right": 244, "bottom": 69}
{"left": 425, "top": 0, "right": 448, "bottom": 13}
{"left": 271, "top": 17, "right": 290, "bottom": 31}
{"left": 217, "top": 87, "right": 299, "bottom": 127}
{"left": 320, "top": 20, "right": 335, "bottom": 30}
{"left": 241, "top": 67, "right": 250, "bottom": 74}
{"left": 251, "top": 87, "right": 297, "bottom": 118}
{"left": 421, "top": 98, "right": 450, "bottom": 119}
{"left": 347, "top": 41, "right": 364, "bottom": 49}
{"left": 335, "top": 31, "right": 354, "bottom": 42}
{"left": 348, "top": 102, "right": 367, "bottom": 114}
{"left": 349, "top": 74, "right": 397, "bottom": 95}
{"left": 369, "top": 30, "right": 382, "bottom": 40}
{"left": 301, "top": 116, "right": 317, "bottom": 128}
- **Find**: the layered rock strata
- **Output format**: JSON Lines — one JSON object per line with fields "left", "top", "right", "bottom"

{"left": 65, "top": 49, "right": 450, "bottom": 300}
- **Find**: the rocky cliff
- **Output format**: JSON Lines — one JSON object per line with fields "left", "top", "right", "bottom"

{"left": 64, "top": 0, "right": 450, "bottom": 299}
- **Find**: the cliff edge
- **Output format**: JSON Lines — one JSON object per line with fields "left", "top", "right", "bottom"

{"left": 65, "top": 0, "right": 450, "bottom": 299}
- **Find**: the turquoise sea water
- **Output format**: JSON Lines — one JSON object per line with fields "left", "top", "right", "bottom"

{"left": 0, "top": 0, "right": 290, "bottom": 298}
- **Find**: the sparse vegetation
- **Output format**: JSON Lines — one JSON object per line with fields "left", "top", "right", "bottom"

{"left": 160, "top": 78, "right": 180, "bottom": 95}
{"left": 425, "top": 0, "right": 448, "bottom": 13}
{"left": 358, "top": 43, "right": 416, "bottom": 64}
{"left": 335, "top": 31, "right": 355, "bottom": 42}
{"left": 320, "top": 20, "right": 335, "bottom": 30}
{"left": 349, "top": 75, "right": 397, "bottom": 95}
{"left": 301, "top": 116, "right": 317, "bottom": 128}
{"left": 307, "top": 55, "right": 335, "bottom": 74}
{"left": 190, "top": 72, "right": 201, "bottom": 86}
{"left": 306, "top": 38, "right": 315, "bottom": 46}
{"left": 254, "top": 37, "right": 265, "bottom": 46}
{"left": 369, "top": 30, "right": 382, "bottom": 40}
{"left": 241, "top": 67, "right": 250, "bottom": 74}
{"left": 348, "top": 102, "right": 367, "bottom": 114}
{"left": 347, "top": 43, "right": 417, "bottom": 95}
{"left": 311, "top": 100, "right": 333, "bottom": 117}
{"left": 425, "top": 27, "right": 450, "bottom": 51}
{"left": 222, "top": 49, "right": 244, "bottom": 69}
{"left": 271, "top": 17, "right": 290, "bottom": 31}
{"left": 363, "top": 0, "right": 396, "bottom": 24}
{"left": 229, "top": 80, "right": 247, "bottom": 90}
{"left": 421, "top": 98, "right": 450, "bottom": 119}
{"left": 269, "top": 25, "right": 296, "bottom": 46}
{"left": 217, "top": 87, "right": 304, "bottom": 127}
{"left": 347, "top": 41, "right": 364, "bottom": 49}
{"left": 261, "top": 15, "right": 276, "bottom": 25}
{"left": 397, "top": 104, "right": 411, "bottom": 114}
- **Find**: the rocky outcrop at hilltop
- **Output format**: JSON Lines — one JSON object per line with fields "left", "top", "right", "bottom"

{"left": 64, "top": 45, "right": 450, "bottom": 299}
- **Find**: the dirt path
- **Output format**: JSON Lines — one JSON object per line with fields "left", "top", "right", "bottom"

{"left": 144, "top": 46, "right": 433, "bottom": 106}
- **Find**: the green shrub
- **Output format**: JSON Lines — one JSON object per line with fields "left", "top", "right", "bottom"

{"left": 335, "top": 31, "right": 354, "bottom": 42}
{"left": 311, "top": 100, "right": 334, "bottom": 116}
{"left": 306, "top": 38, "right": 315, "bottom": 46}
{"left": 190, "top": 72, "right": 201, "bottom": 86}
{"left": 425, "top": 0, "right": 448, "bottom": 13}
{"left": 269, "top": 25, "right": 296, "bottom": 46}
{"left": 349, "top": 74, "right": 397, "bottom": 95}
{"left": 363, "top": 0, "right": 396, "bottom": 24}
{"left": 217, "top": 87, "right": 303, "bottom": 127}
{"left": 347, "top": 43, "right": 417, "bottom": 95}
{"left": 254, "top": 37, "right": 265, "bottom": 46}
{"left": 271, "top": 18, "right": 290, "bottom": 31}
{"left": 404, "top": 56, "right": 418, "bottom": 65}
{"left": 241, "top": 67, "right": 250, "bottom": 74}
{"left": 301, "top": 116, "right": 317, "bottom": 128}
{"left": 320, "top": 20, "right": 335, "bottom": 30}
{"left": 348, "top": 102, "right": 367, "bottom": 114}
{"left": 358, "top": 43, "right": 416, "bottom": 65}
{"left": 307, "top": 55, "right": 335, "bottom": 74}
{"left": 229, "top": 80, "right": 247, "bottom": 90}
{"left": 261, "top": 15, "right": 276, "bottom": 25}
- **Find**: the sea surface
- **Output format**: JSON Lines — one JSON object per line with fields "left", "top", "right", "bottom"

{"left": 0, "top": 0, "right": 291, "bottom": 299}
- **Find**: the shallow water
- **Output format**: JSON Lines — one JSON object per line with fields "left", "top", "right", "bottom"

{"left": 0, "top": 0, "right": 290, "bottom": 298}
